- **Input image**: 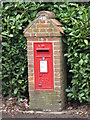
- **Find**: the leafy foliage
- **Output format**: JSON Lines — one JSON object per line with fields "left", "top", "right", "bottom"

{"left": 2, "top": 2, "right": 90, "bottom": 102}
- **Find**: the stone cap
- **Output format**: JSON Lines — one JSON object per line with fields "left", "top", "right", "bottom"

{"left": 36, "top": 11, "right": 55, "bottom": 19}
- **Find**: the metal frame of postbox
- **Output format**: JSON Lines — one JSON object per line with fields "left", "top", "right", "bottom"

{"left": 33, "top": 42, "right": 54, "bottom": 91}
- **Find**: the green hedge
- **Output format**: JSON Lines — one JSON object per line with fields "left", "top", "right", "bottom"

{"left": 2, "top": 2, "right": 90, "bottom": 103}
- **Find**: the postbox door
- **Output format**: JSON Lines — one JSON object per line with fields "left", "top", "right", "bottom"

{"left": 34, "top": 42, "right": 54, "bottom": 90}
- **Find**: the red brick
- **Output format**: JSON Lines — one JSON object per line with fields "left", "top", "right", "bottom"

{"left": 28, "top": 55, "right": 34, "bottom": 60}
{"left": 28, "top": 74, "right": 34, "bottom": 78}
{"left": 27, "top": 46, "right": 32, "bottom": 51}
{"left": 54, "top": 45, "right": 60, "bottom": 50}
{"left": 33, "top": 29, "right": 39, "bottom": 32}
{"left": 24, "top": 33, "right": 30, "bottom": 37}
{"left": 30, "top": 85, "right": 34, "bottom": 89}
{"left": 50, "top": 33, "right": 60, "bottom": 36}
{"left": 35, "top": 19, "right": 39, "bottom": 23}
{"left": 55, "top": 82, "right": 60, "bottom": 86}
{"left": 27, "top": 50, "right": 33, "bottom": 53}
{"left": 29, "top": 81, "right": 34, "bottom": 85}
{"left": 27, "top": 43, "right": 32, "bottom": 47}
{"left": 55, "top": 78, "right": 61, "bottom": 81}
{"left": 27, "top": 44, "right": 32, "bottom": 48}
{"left": 27, "top": 37, "right": 38, "bottom": 41}
{"left": 54, "top": 50, "right": 60, "bottom": 54}
{"left": 28, "top": 59, "right": 34, "bottom": 63}
{"left": 38, "top": 38, "right": 47, "bottom": 41}
{"left": 27, "top": 48, "right": 33, "bottom": 56}
{"left": 40, "top": 29, "right": 46, "bottom": 32}
{"left": 54, "top": 42, "right": 60, "bottom": 45}
{"left": 54, "top": 56, "right": 60, "bottom": 59}
{"left": 55, "top": 72, "right": 61, "bottom": 78}
{"left": 54, "top": 59, "right": 60, "bottom": 64}
{"left": 40, "top": 19, "right": 46, "bottom": 23}
{"left": 28, "top": 71, "right": 33, "bottom": 76}
{"left": 28, "top": 63, "right": 33, "bottom": 68}
{"left": 53, "top": 28, "right": 58, "bottom": 32}
{"left": 55, "top": 86, "right": 61, "bottom": 90}
{"left": 30, "top": 33, "right": 36, "bottom": 36}
{"left": 28, "top": 62, "right": 34, "bottom": 65}
{"left": 27, "top": 29, "right": 32, "bottom": 32}
{"left": 28, "top": 69, "right": 33, "bottom": 72}
{"left": 47, "top": 38, "right": 57, "bottom": 41}
{"left": 27, "top": 50, "right": 32, "bottom": 55}
{"left": 47, "top": 37, "right": 58, "bottom": 41}
{"left": 47, "top": 28, "right": 53, "bottom": 32}
{"left": 27, "top": 36, "right": 38, "bottom": 42}
{"left": 27, "top": 42, "right": 32, "bottom": 46}
{"left": 37, "top": 33, "right": 48, "bottom": 37}
{"left": 28, "top": 65, "right": 33, "bottom": 70}
{"left": 54, "top": 64, "right": 61, "bottom": 68}
{"left": 28, "top": 76, "right": 33, "bottom": 80}
{"left": 37, "top": 23, "right": 50, "bottom": 28}
{"left": 28, "top": 57, "right": 34, "bottom": 63}
{"left": 55, "top": 68, "right": 60, "bottom": 72}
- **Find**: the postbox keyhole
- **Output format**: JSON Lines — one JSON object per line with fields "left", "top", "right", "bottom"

{"left": 41, "top": 44, "right": 45, "bottom": 47}
{"left": 38, "top": 84, "right": 42, "bottom": 87}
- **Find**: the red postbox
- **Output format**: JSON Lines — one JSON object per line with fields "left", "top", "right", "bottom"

{"left": 34, "top": 42, "right": 54, "bottom": 90}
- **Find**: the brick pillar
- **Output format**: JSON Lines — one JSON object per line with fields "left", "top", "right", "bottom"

{"left": 24, "top": 11, "right": 67, "bottom": 111}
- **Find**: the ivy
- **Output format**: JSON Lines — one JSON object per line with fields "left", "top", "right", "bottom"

{"left": 2, "top": 2, "right": 90, "bottom": 103}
